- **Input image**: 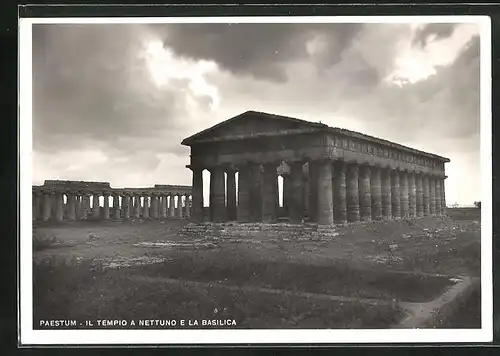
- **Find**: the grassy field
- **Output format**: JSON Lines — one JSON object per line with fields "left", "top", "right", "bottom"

{"left": 32, "top": 208, "right": 481, "bottom": 329}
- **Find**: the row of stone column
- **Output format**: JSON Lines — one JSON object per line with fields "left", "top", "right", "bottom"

{"left": 32, "top": 191, "right": 192, "bottom": 222}
{"left": 190, "top": 160, "right": 447, "bottom": 224}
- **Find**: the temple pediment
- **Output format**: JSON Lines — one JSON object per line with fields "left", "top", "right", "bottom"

{"left": 181, "top": 111, "right": 326, "bottom": 146}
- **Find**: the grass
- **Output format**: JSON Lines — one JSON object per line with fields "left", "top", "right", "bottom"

{"left": 33, "top": 257, "right": 404, "bottom": 329}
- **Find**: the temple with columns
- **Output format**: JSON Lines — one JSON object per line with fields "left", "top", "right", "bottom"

{"left": 182, "top": 111, "right": 449, "bottom": 225}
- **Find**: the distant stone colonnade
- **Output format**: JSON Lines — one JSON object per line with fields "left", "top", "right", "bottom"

{"left": 32, "top": 180, "right": 192, "bottom": 222}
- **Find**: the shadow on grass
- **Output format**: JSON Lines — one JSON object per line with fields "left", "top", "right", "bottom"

{"left": 33, "top": 256, "right": 405, "bottom": 329}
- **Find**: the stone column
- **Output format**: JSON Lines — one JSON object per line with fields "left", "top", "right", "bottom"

{"left": 82, "top": 194, "right": 90, "bottom": 220}
{"left": 67, "top": 193, "right": 76, "bottom": 221}
{"left": 249, "top": 164, "right": 264, "bottom": 222}
{"left": 168, "top": 195, "right": 175, "bottom": 218}
{"left": 333, "top": 161, "right": 347, "bottom": 224}
{"left": 237, "top": 164, "right": 251, "bottom": 222}
{"left": 391, "top": 170, "right": 401, "bottom": 219}
{"left": 226, "top": 168, "right": 237, "bottom": 221}
{"left": 183, "top": 194, "right": 191, "bottom": 218}
{"left": 35, "top": 192, "right": 44, "bottom": 221}
{"left": 370, "top": 166, "right": 382, "bottom": 220}
{"left": 177, "top": 195, "right": 184, "bottom": 218}
{"left": 435, "top": 178, "right": 442, "bottom": 215}
{"left": 142, "top": 194, "right": 150, "bottom": 218}
{"left": 289, "top": 161, "right": 305, "bottom": 224}
{"left": 123, "top": 194, "right": 131, "bottom": 219}
{"left": 113, "top": 194, "right": 120, "bottom": 219}
{"left": 92, "top": 193, "right": 100, "bottom": 219}
{"left": 54, "top": 192, "right": 64, "bottom": 222}
{"left": 151, "top": 193, "right": 159, "bottom": 219}
{"left": 381, "top": 168, "right": 392, "bottom": 219}
{"left": 134, "top": 194, "right": 141, "bottom": 218}
{"left": 416, "top": 173, "right": 424, "bottom": 217}
{"left": 317, "top": 160, "right": 334, "bottom": 225}
{"left": 423, "top": 175, "right": 430, "bottom": 215}
{"left": 441, "top": 178, "right": 447, "bottom": 214}
{"left": 262, "top": 163, "right": 278, "bottom": 223}
{"left": 346, "top": 163, "right": 360, "bottom": 222}
{"left": 400, "top": 171, "right": 409, "bottom": 218}
{"left": 429, "top": 177, "right": 436, "bottom": 215}
{"left": 359, "top": 165, "right": 372, "bottom": 221}
{"left": 210, "top": 166, "right": 226, "bottom": 222}
{"left": 159, "top": 194, "right": 167, "bottom": 218}
{"left": 408, "top": 172, "right": 417, "bottom": 218}
{"left": 308, "top": 161, "right": 319, "bottom": 222}
{"left": 191, "top": 167, "right": 204, "bottom": 222}
{"left": 42, "top": 192, "right": 52, "bottom": 221}
{"left": 103, "top": 193, "right": 110, "bottom": 220}
{"left": 283, "top": 174, "right": 291, "bottom": 216}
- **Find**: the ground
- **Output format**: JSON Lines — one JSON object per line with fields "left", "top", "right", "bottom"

{"left": 32, "top": 208, "right": 481, "bottom": 329}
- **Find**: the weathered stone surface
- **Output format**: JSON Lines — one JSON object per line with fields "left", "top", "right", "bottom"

{"left": 317, "top": 160, "right": 333, "bottom": 225}
{"left": 359, "top": 165, "right": 372, "bottom": 221}
{"left": 370, "top": 166, "right": 382, "bottom": 220}
{"left": 381, "top": 168, "right": 392, "bottom": 219}
{"left": 391, "top": 170, "right": 401, "bottom": 219}
{"left": 346, "top": 163, "right": 360, "bottom": 222}
{"left": 333, "top": 161, "right": 347, "bottom": 224}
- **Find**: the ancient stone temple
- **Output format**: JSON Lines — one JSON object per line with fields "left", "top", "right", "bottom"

{"left": 32, "top": 180, "right": 192, "bottom": 222}
{"left": 182, "top": 111, "right": 449, "bottom": 225}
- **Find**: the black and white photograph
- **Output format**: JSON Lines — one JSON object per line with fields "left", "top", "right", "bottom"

{"left": 19, "top": 15, "right": 492, "bottom": 345}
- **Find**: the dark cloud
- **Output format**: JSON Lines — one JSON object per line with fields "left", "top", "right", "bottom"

{"left": 412, "top": 23, "right": 458, "bottom": 48}
{"left": 156, "top": 23, "right": 363, "bottom": 82}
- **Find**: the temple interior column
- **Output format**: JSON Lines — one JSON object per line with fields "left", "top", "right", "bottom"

{"left": 113, "top": 194, "right": 120, "bottom": 219}
{"left": 435, "top": 179, "right": 442, "bottom": 215}
{"left": 317, "top": 160, "right": 334, "bottom": 225}
{"left": 159, "top": 194, "right": 167, "bottom": 218}
{"left": 400, "top": 171, "right": 409, "bottom": 218}
{"left": 262, "top": 162, "right": 278, "bottom": 223}
{"left": 168, "top": 195, "right": 175, "bottom": 218}
{"left": 42, "top": 192, "right": 52, "bottom": 221}
{"left": 143, "top": 194, "right": 150, "bottom": 218}
{"left": 408, "top": 172, "right": 417, "bottom": 218}
{"left": 416, "top": 173, "right": 424, "bottom": 217}
{"left": 381, "top": 168, "right": 392, "bottom": 219}
{"left": 346, "top": 163, "right": 360, "bottom": 222}
{"left": 371, "top": 166, "right": 382, "bottom": 220}
{"left": 183, "top": 194, "right": 191, "bottom": 218}
{"left": 237, "top": 164, "right": 251, "bottom": 222}
{"left": 55, "top": 192, "right": 64, "bottom": 222}
{"left": 289, "top": 161, "right": 305, "bottom": 223}
{"left": 391, "top": 170, "right": 401, "bottom": 219}
{"left": 359, "top": 165, "right": 372, "bottom": 221}
{"left": 249, "top": 164, "right": 264, "bottom": 222}
{"left": 151, "top": 193, "right": 159, "bottom": 219}
{"left": 308, "top": 161, "right": 319, "bottom": 222}
{"left": 226, "top": 168, "right": 237, "bottom": 221}
{"left": 210, "top": 166, "right": 226, "bottom": 222}
{"left": 191, "top": 167, "right": 204, "bottom": 222}
{"left": 123, "top": 194, "right": 130, "bottom": 219}
{"left": 429, "top": 177, "right": 436, "bottom": 215}
{"left": 82, "top": 194, "right": 90, "bottom": 220}
{"left": 423, "top": 175, "right": 430, "bottom": 215}
{"left": 67, "top": 193, "right": 76, "bottom": 221}
{"left": 283, "top": 174, "right": 290, "bottom": 216}
{"left": 333, "top": 161, "right": 347, "bottom": 224}
{"left": 92, "top": 193, "right": 100, "bottom": 219}
{"left": 103, "top": 193, "right": 110, "bottom": 220}
{"left": 134, "top": 194, "right": 141, "bottom": 218}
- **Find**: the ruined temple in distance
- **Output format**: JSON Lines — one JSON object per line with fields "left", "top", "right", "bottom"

{"left": 182, "top": 110, "right": 449, "bottom": 225}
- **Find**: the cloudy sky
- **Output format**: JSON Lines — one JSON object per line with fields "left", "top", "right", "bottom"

{"left": 31, "top": 20, "right": 481, "bottom": 206}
